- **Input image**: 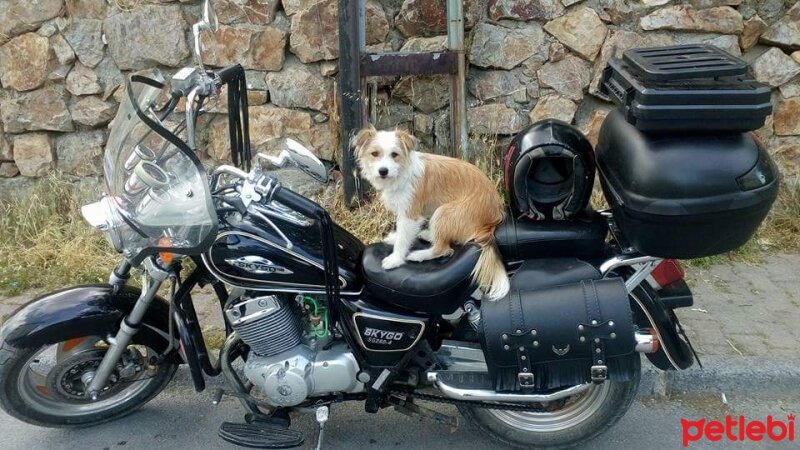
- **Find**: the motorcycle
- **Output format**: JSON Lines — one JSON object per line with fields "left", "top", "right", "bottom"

{"left": 0, "top": 2, "right": 780, "bottom": 448}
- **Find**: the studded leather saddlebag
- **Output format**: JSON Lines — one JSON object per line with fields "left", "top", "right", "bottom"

{"left": 479, "top": 278, "right": 637, "bottom": 391}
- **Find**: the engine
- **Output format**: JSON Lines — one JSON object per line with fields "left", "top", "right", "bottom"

{"left": 225, "top": 294, "right": 363, "bottom": 407}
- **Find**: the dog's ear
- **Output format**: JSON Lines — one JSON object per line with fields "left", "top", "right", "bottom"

{"left": 353, "top": 125, "right": 377, "bottom": 157}
{"left": 395, "top": 128, "right": 417, "bottom": 156}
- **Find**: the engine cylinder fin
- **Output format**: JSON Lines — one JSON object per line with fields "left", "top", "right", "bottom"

{"left": 229, "top": 296, "right": 302, "bottom": 356}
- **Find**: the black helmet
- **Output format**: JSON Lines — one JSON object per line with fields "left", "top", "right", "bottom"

{"left": 503, "top": 119, "right": 596, "bottom": 220}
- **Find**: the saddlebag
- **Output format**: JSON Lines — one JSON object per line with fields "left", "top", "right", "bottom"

{"left": 480, "top": 261, "right": 637, "bottom": 391}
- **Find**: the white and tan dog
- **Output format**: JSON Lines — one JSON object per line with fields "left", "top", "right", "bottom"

{"left": 355, "top": 126, "right": 510, "bottom": 300}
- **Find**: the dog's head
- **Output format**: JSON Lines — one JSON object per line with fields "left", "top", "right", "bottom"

{"left": 354, "top": 126, "right": 418, "bottom": 190}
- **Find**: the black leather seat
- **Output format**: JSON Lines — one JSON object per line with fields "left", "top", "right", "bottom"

{"left": 361, "top": 242, "right": 480, "bottom": 315}
{"left": 495, "top": 209, "right": 608, "bottom": 261}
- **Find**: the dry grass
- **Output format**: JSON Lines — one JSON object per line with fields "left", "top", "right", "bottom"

{"left": 687, "top": 182, "right": 800, "bottom": 268}
{"left": 324, "top": 184, "right": 393, "bottom": 244}
{"left": 471, "top": 133, "right": 505, "bottom": 190}
{"left": 0, "top": 173, "right": 797, "bottom": 295}
{"left": 0, "top": 176, "right": 117, "bottom": 295}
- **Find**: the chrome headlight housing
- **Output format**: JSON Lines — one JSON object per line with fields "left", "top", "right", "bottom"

{"left": 81, "top": 197, "right": 124, "bottom": 253}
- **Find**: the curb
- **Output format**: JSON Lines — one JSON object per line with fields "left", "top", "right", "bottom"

{"left": 638, "top": 355, "right": 800, "bottom": 399}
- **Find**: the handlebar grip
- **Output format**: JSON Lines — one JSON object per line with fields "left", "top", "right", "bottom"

{"left": 215, "top": 64, "right": 243, "bottom": 85}
{"left": 272, "top": 186, "right": 321, "bottom": 218}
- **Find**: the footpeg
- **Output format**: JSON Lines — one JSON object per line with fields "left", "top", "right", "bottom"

{"left": 218, "top": 422, "right": 304, "bottom": 449}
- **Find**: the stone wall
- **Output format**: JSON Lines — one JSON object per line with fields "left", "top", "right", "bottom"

{"left": 0, "top": 0, "right": 798, "bottom": 185}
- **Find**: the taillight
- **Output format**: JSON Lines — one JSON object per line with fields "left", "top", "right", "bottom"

{"left": 649, "top": 259, "right": 685, "bottom": 289}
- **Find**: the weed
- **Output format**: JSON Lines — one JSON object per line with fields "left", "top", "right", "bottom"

{"left": 201, "top": 327, "right": 227, "bottom": 351}
{"left": 0, "top": 175, "right": 116, "bottom": 295}
{"left": 1, "top": 173, "right": 797, "bottom": 296}
{"left": 325, "top": 183, "right": 393, "bottom": 245}
{"left": 470, "top": 133, "right": 505, "bottom": 190}
{"left": 685, "top": 182, "right": 800, "bottom": 267}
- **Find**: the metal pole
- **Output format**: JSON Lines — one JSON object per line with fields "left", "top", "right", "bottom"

{"left": 447, "top": 0, "right": 468, "bottom": 160}
{"left": 338, "top": 0, "right": 364, "bottom": 206}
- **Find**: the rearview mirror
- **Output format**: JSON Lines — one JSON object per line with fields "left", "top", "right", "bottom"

{"left": 192, "top": 0, "right": 219, "bottom": 72}
{"left": 259, "top": 139, "right": 329, "bottom": 184}
{"left": 202, "top": 0, "right": 219, "bottom": 33}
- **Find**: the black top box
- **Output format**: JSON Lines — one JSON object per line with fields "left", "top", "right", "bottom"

{"left": 600, "top": 44, "right": 772, "bottom": 132}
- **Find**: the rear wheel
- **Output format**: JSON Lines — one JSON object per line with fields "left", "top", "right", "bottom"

{"left": 0, "top": 335, "right": 178, "bottom": 428}
{"left": 458, "top": 356, "right": 640, "bottom": 449}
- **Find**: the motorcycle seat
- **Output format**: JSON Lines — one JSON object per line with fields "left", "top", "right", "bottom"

{"left": 495, "top": 209, "right": 608, "bottom": 261}
{"left": 361, "top": 242, "right": 481, "bottom": 315}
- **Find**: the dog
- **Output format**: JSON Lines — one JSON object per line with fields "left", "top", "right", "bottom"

{"left": 355, "top": 126, "right": 510, "bottom": 301}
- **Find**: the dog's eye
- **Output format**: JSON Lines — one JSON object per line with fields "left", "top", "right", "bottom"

{"left": 371, "top": 151, "right": 379, "bottom": 157}
{"left": 390, "top": 152, "right": 398, "bottom": 158}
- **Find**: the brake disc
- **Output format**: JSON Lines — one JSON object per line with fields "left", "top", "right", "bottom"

{"left": 47, "top": 350, "right": 124, "bottom": 402}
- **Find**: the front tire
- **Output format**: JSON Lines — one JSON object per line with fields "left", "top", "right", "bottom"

{"left": 458, "top": 356, "right": 640, "bottom": 449}
{"left": 0, "top": 337, "right": 178, "bottom": 428}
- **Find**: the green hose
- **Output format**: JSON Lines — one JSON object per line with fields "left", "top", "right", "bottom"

{"left": 303, "top": 295, "right": 329, "bottom": 337}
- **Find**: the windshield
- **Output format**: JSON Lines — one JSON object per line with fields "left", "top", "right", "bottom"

{"left": 103, "top": 71, "right": 217, "bottom": 263}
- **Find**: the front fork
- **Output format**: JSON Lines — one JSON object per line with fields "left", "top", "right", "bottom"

{"left": 86, "top": 258, "right": 171, "bottom": 400}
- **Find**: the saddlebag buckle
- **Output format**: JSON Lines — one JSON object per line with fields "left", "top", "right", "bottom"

{"left": 517, "top": 372, "right": 535, "bottom": 388}
{"left": 590, "top": 365, "right": 608, "bottom": 383}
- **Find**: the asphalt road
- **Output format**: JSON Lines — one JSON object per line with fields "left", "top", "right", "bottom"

{"left": 1, "top": 369, "right": 797, "bottom": 450}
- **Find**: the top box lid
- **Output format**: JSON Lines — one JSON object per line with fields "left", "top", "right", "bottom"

{"left": 622, "top": 44, "right": 747, "bottom": 82}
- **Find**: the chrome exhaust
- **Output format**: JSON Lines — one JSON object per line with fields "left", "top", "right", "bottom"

{"left": 429, "top": 331, "right": 657, "bottom": 403}
{"left": 635, "top": 329, "right": 659, "bottom": 353}
{"left": 427, "top": 372, "right": 591, "bottom": 403}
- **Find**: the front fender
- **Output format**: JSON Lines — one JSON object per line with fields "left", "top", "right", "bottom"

{"left": 1, "top": 284, "right": 179, "bottom": 362}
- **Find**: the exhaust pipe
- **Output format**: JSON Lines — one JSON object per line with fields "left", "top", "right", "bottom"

{"left": 427, "top": 372, "right": 591, "bottom": 403}
{"left": 429, "top": 331, "right": 658, "bottom": 403}
{"left": 635, "top": 329, "right": 659, "bottom": 353}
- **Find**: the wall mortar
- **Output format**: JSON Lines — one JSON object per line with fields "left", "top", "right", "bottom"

{"left": 0, "top": 0, "right": 797, "bottom": 186}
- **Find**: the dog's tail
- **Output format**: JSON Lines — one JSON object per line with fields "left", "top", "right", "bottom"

{"left": 471, "top": 226, "right": 510, "bottom": 301}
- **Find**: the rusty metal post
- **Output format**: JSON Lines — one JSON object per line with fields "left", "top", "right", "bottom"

{"left": 338, "top": 0, "right": 364, "bottom": 205}
{"left": 447, "top": 0, "right": 468, "bottom": 160}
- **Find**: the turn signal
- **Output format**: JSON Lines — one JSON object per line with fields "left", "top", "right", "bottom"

{"left": 158, "top": 236, "right": 174, "bottom": 264}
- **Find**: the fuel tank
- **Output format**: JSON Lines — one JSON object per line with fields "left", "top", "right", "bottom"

{"left": 203, "top": 210, "right": 364, "bottom": 293}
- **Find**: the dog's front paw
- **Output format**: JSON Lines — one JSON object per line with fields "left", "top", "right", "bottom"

{"left": 406, "top": 249, "right": 430, "bottom": 262}
{"left": 381, "top": 253, "right": 405, "bottom": 270}
{"left": 417, "top": 229, "right": 433, "bottom": 242}
{"left": 383, "top": 231, "right": 397, "bottom": 245}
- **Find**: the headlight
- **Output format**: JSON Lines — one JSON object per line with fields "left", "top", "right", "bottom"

{"left": 81, "top": 198, "right": 124, "bottom": 253}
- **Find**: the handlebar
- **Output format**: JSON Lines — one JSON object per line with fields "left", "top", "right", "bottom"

{"left": 210, "top": 166, "right": 320, "bottom": 218}
{"left": 215, "top": 64, "right": 242, "bottom": 86}
{"left": 271, "top": 185, "right": 321, "bottom": 218}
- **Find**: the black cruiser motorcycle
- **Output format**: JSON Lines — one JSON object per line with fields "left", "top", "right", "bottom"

{"left": 0, "top": 2, "right": 780, "bottom": 448}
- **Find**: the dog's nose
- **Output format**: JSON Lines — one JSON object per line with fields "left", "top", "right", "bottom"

{"left": 378, "top": 168, "right": 388, "bottom": 177}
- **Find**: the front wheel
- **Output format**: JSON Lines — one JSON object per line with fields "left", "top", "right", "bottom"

{"left": 0, "top": 336, "right": 178, "bottom": 428}
{"left": 458, "top": 356, "right": 641, "bottom": 449}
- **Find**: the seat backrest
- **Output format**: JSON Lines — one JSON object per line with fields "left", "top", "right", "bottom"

{"left": 495, "top": 209, "right": 608, "bottom": 262}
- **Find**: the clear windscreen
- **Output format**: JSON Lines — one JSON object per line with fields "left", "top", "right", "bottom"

{"left": 103, "top": 71, "right": 217, "bottom": 263}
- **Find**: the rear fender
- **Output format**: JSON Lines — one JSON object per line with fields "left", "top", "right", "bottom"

{"left": 630, "top": 284, "right": 694, "bottom": 370}
{"left": 0, "top": 284, "right": 180, "bottom": 363}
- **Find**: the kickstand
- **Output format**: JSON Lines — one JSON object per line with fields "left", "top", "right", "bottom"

{"left": 389, "top": 395, "right": 459, "bottom": 433}
{"left": 315, "top": 406, "right": 329, "bottom": 450}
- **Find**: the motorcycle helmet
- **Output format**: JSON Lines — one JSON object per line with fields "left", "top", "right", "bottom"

{"left": 503, "top": 119, "right": 596, "bottom": 220}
